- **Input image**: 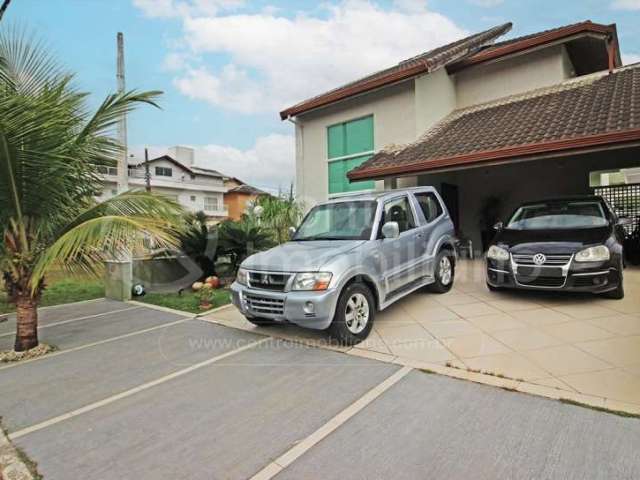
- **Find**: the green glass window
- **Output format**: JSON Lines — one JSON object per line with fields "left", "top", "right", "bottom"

{"left": 327, "top": 115, "right": 374, "bottom": 195}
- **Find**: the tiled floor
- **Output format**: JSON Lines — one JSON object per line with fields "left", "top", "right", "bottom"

{"left": 204, "top": 260, "right": 640, "bottom": 407}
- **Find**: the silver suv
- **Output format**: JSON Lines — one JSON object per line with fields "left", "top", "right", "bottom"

{"left": 231, "top": 187, "right": 456, "bottom": 345}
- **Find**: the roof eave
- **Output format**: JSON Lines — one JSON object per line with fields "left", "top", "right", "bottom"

{"left": 347, "top": 128, "right": 640, "bottom": 181}
{"left": 448, "top": 21, "right": 619, "bottom": 73}
{"left": 279, "top": 62, "right": 430, "bottom": 120}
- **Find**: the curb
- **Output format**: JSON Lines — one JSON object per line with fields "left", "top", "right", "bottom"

{"left": 0, "top": 423, "right": 35, "bottom": 480}
{"left": 127, "top": 300, "right": 234, "bottom": 319}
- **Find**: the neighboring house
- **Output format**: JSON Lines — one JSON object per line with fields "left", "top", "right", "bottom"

{"left": 282, "top": 21, "right": 640, "bottom": 250}
{"left": 223, "top": 177, "right": 269, "bottom": 221}
{"left": 97, "top": 146, "right": 228, "bottom": 222}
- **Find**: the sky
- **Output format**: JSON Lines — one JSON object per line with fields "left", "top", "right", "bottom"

{"left": 6, "top": 0, "right": 640, "bottom": 192}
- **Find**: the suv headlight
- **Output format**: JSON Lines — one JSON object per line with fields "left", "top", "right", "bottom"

{"left": 575, "top": 245, "right": 610, "bottom": 262}
{"left": 291, "top": 272, "right": 333, "bottom": 291}
{"left": 236, "top": 267, "right": 248, "bottom": 286}
{"left": 487, "top": 245, "right": 510, "bottom": 261}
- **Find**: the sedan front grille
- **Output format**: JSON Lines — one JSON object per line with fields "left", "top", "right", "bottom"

{"left": 516, "top": 276, "right": 565, "bottom": 288}
{"left": 243, "top": 293, "right": 285, "bottom": 315}
{"left": 512, "top": 253, "right": 572, "bottom": 266}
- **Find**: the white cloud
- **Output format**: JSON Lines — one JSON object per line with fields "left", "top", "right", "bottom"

{"left": 133, "top": 0, "right": 244, "bottom": 18}
{"left": 145, "top": 0, "right": 467, "bottom": 113}
{"left": 612, "top": 0, "right": 640, "bottom": 10}
{"left": 131, "top": 134, "right": 295, "bottom": 192}
{"left": 623, "top": 53, "right": 640, "bottom": 65}
{"left": 468, "top": 0, "right": 504, "bottom": 6}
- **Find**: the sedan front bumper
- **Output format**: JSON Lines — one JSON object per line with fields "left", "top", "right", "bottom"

{"left": 230, "top": 282, "right": 340, "bottom": 330}
{"left": 486, "top": 258, "right": 621, "bottom": 294}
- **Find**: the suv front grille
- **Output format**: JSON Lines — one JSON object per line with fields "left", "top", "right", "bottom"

{"left": 512, "top": 254, "right": 572, "bottom": 266}
{"left": 243, "top": 293, "right": 285, "bottom": 315}
{"left": 247, "top": 271, "right": 291, "bottom": 292}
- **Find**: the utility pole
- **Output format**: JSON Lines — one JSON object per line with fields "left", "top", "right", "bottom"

{"left": 144, "top": 148, "right": 151, "bottom": 192}
{"left": 0, "top": 0, "right": 12, "bottom": 22}
{"left": 116, "top": 32, "right": 129, "bottom": 193}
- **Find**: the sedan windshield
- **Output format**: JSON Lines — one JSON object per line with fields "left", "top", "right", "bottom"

{"left": 507, "top": 201, "right": 608, "bottom": 230}
{"left": 294, "top": 201, "right": 378, "bottom": 241}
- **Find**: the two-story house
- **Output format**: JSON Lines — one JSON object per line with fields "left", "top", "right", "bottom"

{"left": 98, "top": 146, "right": 228, "bottom": 222}
{"left": 281, "top": 21, "right": 640, "bottom": 252}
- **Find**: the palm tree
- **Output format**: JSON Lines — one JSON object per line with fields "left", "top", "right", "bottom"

{"left": 217, "top": 219, "right": 274, "bottom": 273}
{"left": 0, "top": 30, "right": 184, "bottom": 351}
{"left": 179, "top": 211, "right": 218, "bottom": 277}
{"left": 251, "top": 185, "right": 303, "bottom": 244}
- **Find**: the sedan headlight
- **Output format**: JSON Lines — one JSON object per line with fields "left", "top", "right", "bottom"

{"left": 291, "top": 272, "right": 333, "bottom": 291}
{"left": 236, "top": 267, "right": 248, "bottom": 286}
{"left": 487, "top": 245, "right": 510, "bottom": 261}
{"left": 575, "top": 245, "right": 610, "bottom": 262}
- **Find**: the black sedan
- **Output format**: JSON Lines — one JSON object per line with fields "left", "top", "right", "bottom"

{"left": 486, "top": 196, "right": 628, "bottom": 299}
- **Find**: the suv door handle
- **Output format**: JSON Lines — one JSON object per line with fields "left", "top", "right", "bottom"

{"left": 416, "top": 233, "right": 424, "bottom": 238}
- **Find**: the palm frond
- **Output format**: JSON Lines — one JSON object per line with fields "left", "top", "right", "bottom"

{"left": 29, "top": 191, "right": 185, "bottom": 289}
{"left": 0, "top": 26, "right": 66, "bottom": 95}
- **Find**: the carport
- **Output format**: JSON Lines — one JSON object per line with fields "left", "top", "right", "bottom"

{"left": 348, "top": 62, "right": 640, "bottom": 255}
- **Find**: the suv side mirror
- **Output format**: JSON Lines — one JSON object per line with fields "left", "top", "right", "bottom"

{"left": 493, "top": 221, "right": 504, "bottom": 231}
{"left": 382, "top": 221, "right": 400, "bottom": 239}
{"left": 288, "top": 226, "right": 297, "bottom": 237}
{"left": 618, "top": 217, "right": 632, "bottom": 227}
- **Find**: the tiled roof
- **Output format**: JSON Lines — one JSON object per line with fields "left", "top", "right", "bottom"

{"left": 228, "top": 184, "right": 268, "bottom": 195}
{"left": 348, "top": 64, "right": 640, "bottom": 180}
{"left": 448, "top": 20, "right": 618, "bottom": 73}
{"left": 279, "top": 23, "right": 512, "bottom": 119}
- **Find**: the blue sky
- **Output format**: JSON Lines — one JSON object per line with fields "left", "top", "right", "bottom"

{"left": 6, "top": 0, "right": 640, "bottom": 190}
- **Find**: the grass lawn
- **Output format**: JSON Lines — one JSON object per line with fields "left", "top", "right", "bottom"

{"left": 0, "top": 276, "right": 104, "bottom": 315}
{"left": 139, "top": 288, "right": 231, "bottom": 314}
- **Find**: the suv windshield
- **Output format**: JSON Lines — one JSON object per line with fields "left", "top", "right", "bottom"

{"left": 507, "top": 200, "right": 608, "bottom": 230}
{"left": 294, "top": 201, "right": 378, "bottom": 241}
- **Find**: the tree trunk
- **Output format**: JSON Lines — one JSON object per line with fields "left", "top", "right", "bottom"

{"left": 14, "top": 293, "right": 39, "bottom": 352}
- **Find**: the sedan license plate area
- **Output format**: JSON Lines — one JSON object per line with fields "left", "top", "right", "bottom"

{"left": 517, "top": 266, "right": 563, "bottom": 277}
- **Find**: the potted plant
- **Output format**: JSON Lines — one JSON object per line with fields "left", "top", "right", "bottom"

{"left": 198, "top": 283, "right": 214, "bottom": 310}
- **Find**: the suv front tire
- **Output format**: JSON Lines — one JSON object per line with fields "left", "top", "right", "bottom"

{"left": 328, "top": 282, "right": 375, "bottom": 346}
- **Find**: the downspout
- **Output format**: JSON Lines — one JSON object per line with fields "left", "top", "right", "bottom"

{"left": 286, "top": 116, "right": 304, "bottom": 200}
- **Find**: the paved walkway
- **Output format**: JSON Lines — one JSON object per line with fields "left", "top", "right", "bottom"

{"left": 205, "top": 261, "right": 640, "bottom": 412}
{"left": 1, "top": 298, "right": 639, "bottom": 479}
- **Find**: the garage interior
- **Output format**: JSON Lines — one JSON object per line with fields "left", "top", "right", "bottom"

{"left": 412, "top": 146, "right": 640, "bottom": 255}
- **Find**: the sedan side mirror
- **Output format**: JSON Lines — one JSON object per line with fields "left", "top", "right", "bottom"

{"left": 493, "top": 221, "right": 504, "bottom": 231}
{"left": 288, "top": 226, "right": 297, "bottom": 237}
{"left": 381, "top": 221, "right": 400, "bottom": 239}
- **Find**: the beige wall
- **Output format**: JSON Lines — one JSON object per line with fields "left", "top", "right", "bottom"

{"left": 295, "top": 80, "right": 416, "bottom": 207}
{"left": 293, "top": 44, "right": 581, "bottom": 207}
{"left": 455, "top": 45, "right": 575, "bottom": 109}
{"left": 415, "top": 68, "right": 457, "bottom": 134}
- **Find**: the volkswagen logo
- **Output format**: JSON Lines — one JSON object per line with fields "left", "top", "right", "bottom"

{"left": 533, "top": 253, "right": 547, "bottom": 266}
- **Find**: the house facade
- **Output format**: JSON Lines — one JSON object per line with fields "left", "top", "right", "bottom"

{"left": 98, "top": 146, "right": 228, "bottom": 222}
{"left": 282, "top": 21, "right": 640, "bottom": 252}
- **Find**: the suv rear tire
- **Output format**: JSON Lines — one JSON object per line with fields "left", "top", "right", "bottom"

{"left": 328, "top": 282, "right": 375, "bottom": 346}
{"left": 428, "top": 251, "right": 455, "bottom": 293}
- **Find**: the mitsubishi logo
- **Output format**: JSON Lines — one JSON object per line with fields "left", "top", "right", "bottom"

{"left": 533, "top": 253, "right": 547, "bottom": 266}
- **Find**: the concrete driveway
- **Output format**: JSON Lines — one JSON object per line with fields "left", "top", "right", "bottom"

{"left": 207, "top": 260, "right": 640, "bottom": 412}
{"left": 1, "top": 298, "right": 640, "bottom": 479}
